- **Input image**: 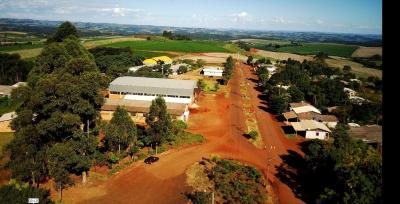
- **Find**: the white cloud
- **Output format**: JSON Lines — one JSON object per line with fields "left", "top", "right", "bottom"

{"left": 238, "top": 11, "right": 247, "bottom": 17}
{"left": 316, "top": 19, "right": 324, "bottom": 25}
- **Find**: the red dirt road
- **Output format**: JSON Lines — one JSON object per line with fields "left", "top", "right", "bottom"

{"left": 61, "top": 62, "right": 304, "bottom": 204}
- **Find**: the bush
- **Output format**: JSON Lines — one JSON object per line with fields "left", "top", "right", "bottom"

{"left": 187, "top": 191, "right": 212, "bottom": 204}
{"left": 108, "top": 152, "right": 120, "bottom": 164}
{"left": 93, "top": 151, "right": 108, "bottom": 167}
{"left": 0, "top": 183, "right": 54, "bottom": 204}
{"left": 197, "top": 79, "right": 206, "bottom": 90}
{"left": 248, "top": 130, "right": 258, "bottom": 139}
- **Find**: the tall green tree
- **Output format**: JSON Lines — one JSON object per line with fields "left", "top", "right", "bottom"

{"left": 268, "top": 94, "right": 288, "bottom": 114}
{"left": 146, "top": 97, "right": 173, "bottom": 145}
{"left": 105, "top": 106, "right": 137, "bottom": 153}
{"left": 49, "top": 21, "right": 79, "bottom": 42}
{"left": 0, "top": 53, "right": 33, "bottom": 85}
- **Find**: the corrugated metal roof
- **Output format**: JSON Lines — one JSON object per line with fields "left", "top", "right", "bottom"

{"left": 292, "top": 106, "right": 321, "bottom": 114}
{"left": 101, "top": 98, "right": 187, "bottom": 116}
{"left": 0, "top": 111, "right": 17, "bottom": 122}
{"left": 291, "top": 120, "right": 331, "bottom": 132}
{"left": 110, "top": 77, "right": 197, "bottom": 97}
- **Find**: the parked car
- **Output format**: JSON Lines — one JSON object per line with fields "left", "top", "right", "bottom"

{"left": 144, "top": 156, "right": 159, "bottom": 164}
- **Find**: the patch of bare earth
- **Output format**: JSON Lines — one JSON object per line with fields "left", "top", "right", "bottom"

{"left": 351, "top": 46, "right": 382, "bottom": 58}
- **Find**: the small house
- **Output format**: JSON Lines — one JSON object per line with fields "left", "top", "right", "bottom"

{"left": 202, "top": 67, "right": 223, "bottom": 77}
{"left": 291, "top": 120, "right": 331, "bottom": 140}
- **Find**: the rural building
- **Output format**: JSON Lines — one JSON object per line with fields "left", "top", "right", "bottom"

{"left": 266, "top": 64, "right": 277, "bottom": 74}
{"left": 0, "top": 111, "right": 17, "bottom": 132}
{"left": 276, "top": 84, "right": 290, "bottom": 90}
{"left": 128, "top": 65, "right": 146, "bottom": 73}
{"left": 282, "top": 110, "right": 338, "bottom": 128}
{"left": 202, "top": 66, "right": 223, "bottom": 77}
{"left": 348, "top": 124, "right": 382, "bottom": 153}
{"left": 344, "top": 87, "right": 357, "bottom": 97}
{"left": 291, "top": 120, "right": 331, "bottom": 140}
{"left": 0, "top": 82, "right": 27, "bottom": 97}
{"left": 101, "top": 76, "right": 198, "bottom": 123}
{"left": 289, "top": 102, "right": 321, "bottom": 114}
{"left": 297, "top": 112, "right": 338, "bottom": 128}
{"left": 143, "top": 56, "right": 173, "bottom": 66}
{"left": 170, "top": 63, "right": 190, "bottom": 75}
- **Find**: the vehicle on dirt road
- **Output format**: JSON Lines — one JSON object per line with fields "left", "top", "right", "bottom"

{"left": 144, "top": 156, "right": 159, "bottom": 164}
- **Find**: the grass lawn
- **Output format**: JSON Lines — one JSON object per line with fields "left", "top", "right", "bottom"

{"left": 277, "top": 43, "right": 359, "bottom": 58}
{"left": 0, "top": 132, "right": 14, "bottom": 156}
{"left": 104, "top": 40, "right": 229, "bottom": 53}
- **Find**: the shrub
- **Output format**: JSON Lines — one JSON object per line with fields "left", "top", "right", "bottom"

{"left": 108, "top": 152, "right": 120, "bottom": 164}
{"left": 248, "top": 130, "right": 258, "bottom": 139}
{"left": 0, "top": 183, "right": 54, "bottom": 204}
{"left": 187, "top": 192, "right": 212, "bottom": 204}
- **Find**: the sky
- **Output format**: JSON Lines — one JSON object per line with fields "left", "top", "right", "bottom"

{"left": 0, "top": 0, "right": 382, "bottom": 34}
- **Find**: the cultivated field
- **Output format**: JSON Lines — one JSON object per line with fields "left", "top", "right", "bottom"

{"left": 276, "top": 43, "right": 359, "bottom": 58}
{"left": 255, "top": 49, "right": 382, "bottom": 78}
{"left": 104, "top": 40, "right": 229, "bottom": 53}
{"left": 175, "top": 52, "right": 247, "bottom": 64}
{"left": 82, "top": 36, "right": 145, "bottom": 49}
{"left": 231, "top": 38, "right": 292, "bottom": 45}
{"left": 351, "top": 46, "right": 382, "bottom": 57}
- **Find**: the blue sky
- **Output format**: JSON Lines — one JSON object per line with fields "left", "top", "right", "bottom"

{"left": 0, "top": 0, "right": 382, "bottom": 34}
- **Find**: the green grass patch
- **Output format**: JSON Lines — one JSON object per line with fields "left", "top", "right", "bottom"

{"left": 0, "top": 43, "right": 43, "bottom": 52}
{"left": 104, "top": 39, "right": 229, "bottom": 53}
{"left": 187, "top": 158, "right": 267, "bottom": 204}
{"left": 171, "top": 131, "right": 205, "bottom": 147}
{"left": 276, "top": 43, "right": 358, "bottom": 58}
{"left": 0, "top": 132, "right": 14, "bottom": 156}
{"left": 132, "top": 50, "right": 176, "bottom": 58}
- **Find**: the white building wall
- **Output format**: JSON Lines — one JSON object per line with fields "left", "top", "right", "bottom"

{"left": 305, "top": 130, "right": 328, "bottom": 140}
{"left": 124, "top": 95, "right": 192, "bottom": 104}
{"left": 204, "top": 71, "right": 223, "bottom": 77}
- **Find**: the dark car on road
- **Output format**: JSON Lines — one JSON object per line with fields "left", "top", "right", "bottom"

{"left": 144, "top": 156, "right": 159, "bottom": 164}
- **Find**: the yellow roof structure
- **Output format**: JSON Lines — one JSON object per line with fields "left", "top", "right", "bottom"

{"left": 143, "top": 59, "right": 157, "bottom": 65}
{"left": 151, "top": 56, "right": 173, "bottom": 64}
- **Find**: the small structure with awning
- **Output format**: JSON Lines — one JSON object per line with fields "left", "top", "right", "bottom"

{"left": 291, "top": 120, "right": 331, "bottom": 140}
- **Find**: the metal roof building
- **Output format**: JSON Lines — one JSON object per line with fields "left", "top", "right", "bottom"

{"left": 109, "top": 76, "right": 197, "bottom": 97}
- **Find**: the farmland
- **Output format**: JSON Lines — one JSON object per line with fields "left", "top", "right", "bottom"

{"left": 276, "top": 43, "right": 359, "bottom": 58}
{"left": 104, "top": 40, "right": 229, "bottom": 53}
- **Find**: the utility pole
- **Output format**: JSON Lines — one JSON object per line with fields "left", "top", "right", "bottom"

{"left": 212, "top": 191, "right": 214, "bottom": 204}
{"left": 155, "top": 142, "right": 158, "bottom": 155}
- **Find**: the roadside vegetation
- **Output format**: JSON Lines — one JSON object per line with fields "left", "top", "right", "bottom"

{"left": 276, "top": 124, "right": 382, "bottom": 203}
{"left": 186, "top": 157, "right": 267, "bottom": 204}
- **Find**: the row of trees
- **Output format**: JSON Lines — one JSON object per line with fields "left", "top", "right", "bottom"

{"left": 222, "top": 56, "right": 235, "bottom": 84}
{"left": 0, "top": 53, "right": 33, "bottom": 85}
{"left": 162, "top": 30, "right": 191, "bottom": 40}
{"left": 89, "top": 47, "right": 144, "bottom": 79}
{"left": 277, "top": 124, "right": 382, "bottom": 203}
{"left": 6, "top": 22, "right": 109, "bottom": 201}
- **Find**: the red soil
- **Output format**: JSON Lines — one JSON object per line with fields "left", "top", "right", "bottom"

{"left": 60, "top": 62, "right": 304, "bottom": 204}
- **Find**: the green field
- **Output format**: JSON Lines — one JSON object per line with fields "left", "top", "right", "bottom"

{"left": 0, "top": 132, "right": 13, "bottom": 156}
{"left": 132, "top": 50, "right": 176, "bottom": 58}
{"left": 0, "top": 43, "right": 44, "bottom": 52}
{"left": 276, "top": 43, "right": 359, "bottom": 58}
{"left": 104, "top": 40, "right": 229, "bottom": 53}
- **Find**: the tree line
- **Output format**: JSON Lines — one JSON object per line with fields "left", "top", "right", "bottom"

{"left": 252, "top": 54, "right": 382, "bottom": 125}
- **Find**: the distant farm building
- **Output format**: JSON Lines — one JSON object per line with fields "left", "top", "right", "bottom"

{"left": 101, "top": 76, "right": 198, "bottom": 124}
{"left": 0, "top": 111, "right": 17, "bottom": 132}
{"left": 0, "top": 82, "right": 27, "bottom": 97}
{"left": 202, "top": 66, "right": 223, "bottom": 77}
{"left": 143, "top": 56, "right": 173, "bottom": 66}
